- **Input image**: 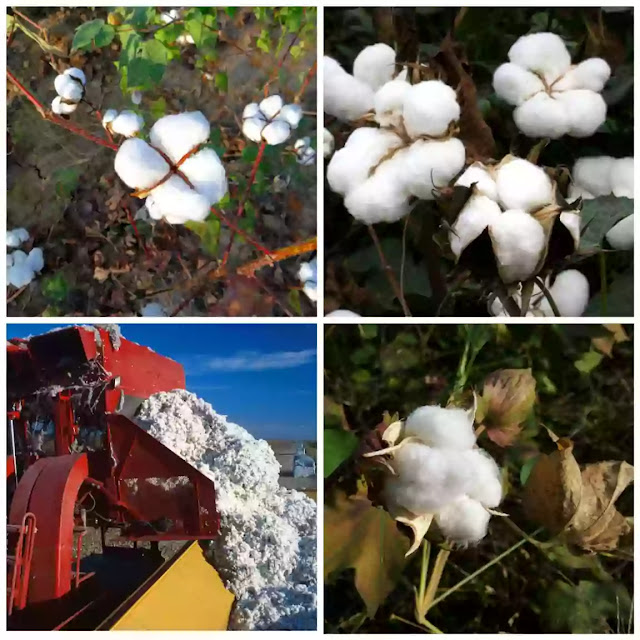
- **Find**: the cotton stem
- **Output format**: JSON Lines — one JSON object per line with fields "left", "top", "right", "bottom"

{"left": 534, "top": 276, "right": 561, "bottom": 317}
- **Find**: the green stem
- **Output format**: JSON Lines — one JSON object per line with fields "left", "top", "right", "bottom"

{"left": 391, "top": 614, "right": 442, "bottom": 634}
{"left": 534, "top": 277, "right": 561, "bottom": 317}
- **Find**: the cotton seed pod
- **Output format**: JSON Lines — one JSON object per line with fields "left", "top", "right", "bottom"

{"left": 553, "top": 90, "right": 607, "bottom": 137}
{"left": 455, "top": 164, "right": 499, "bottom": 201}
{"left": 489, "top": 209, "right": 546, "bottom": 283}
{"left": 323, "top": 128, "right": 335, "bottom": 158}
{"left": 495, "top": 158, "right": 553, "bottom": 213}
{"left": 513, "top": 92, "right": 568, "bottom": 139}
{"left": 374, "top": 75, "right": 411, "bottom": 128}
{"left": 52, "top": 96, "right": 78, "bottom": 116}
{"left": 26, "top": 247, "right": 44, "bottom": 273}
{"left": 114, "top": 138, "right": 170, "bottom": 190}
{"left": 353, "top": 42, "right": 397, "bottom": 91}
{"left": 150, "top": 111, "right": 210, "bottom": 164}
{"left": 610, "top": 157, "right": 634, "bottom": 198}
{"left": 179, "top": 148, "right": 228, "bottom": 204}
{"left": 262, "top": 119, "right": 291, "bottom": 145}
{"left": 605, "top": 215, "right": 634, "bottom": 250}
{"left": 450, "top": 194, "right": 502, "bottom": 258}
{"left": 64, "top": 67, "right": 86, "bottom": 86}
{"left": 508, "top": 32, "right": 571, "bottom": 84}
{"left": 6, "top": 228, "right": 30, "bottom": 248}
{"left": 277, "top": 103, "right": 303, "bottom": 128}
{"left": 552, "top": 58, "right": 611, "bottom": 92}
{"left": 435, "top": 496, "right": 491, "bottom": 544}
{"left": 102, "top": 109, "right": 118, "bottom": 127}
{"left": 259, "top": 95, "right": 284, "bottom": 119}
{"left": 323, "top": 56, "right": 375, "bottom": 121}
{"left": 325, "top": 310, "right": 361, "bottom": 318}
{"left": 402, "top": 80, "right": 460, "bottom": 138}
{"left": 492, "top": 62, "right": 545, "bottom": 106}
{"left": 537, "top": 269, "right": 590, "bottom": 317}
{"left": 111, "top": 110, "right": 144, "bottom": 137}
{"left": 145, "top": 175, "right": 211, "bottom": 224}
{"left": 572, "top": 156, "right": 615, "bottom": 197}
{"left": 404, "top": 404, "right": 476, "bottom": 450}
{"left": 242, "top": 116, "right": 267, "bottom": 143}
{"left": 54, "top": 73, "right": 84, "bottom": 102}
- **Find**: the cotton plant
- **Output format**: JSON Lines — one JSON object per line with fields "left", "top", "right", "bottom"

{"left": 52, "top": 67, "right": 86, "bottom": 115}
{"left": 6, "top": 228, "right": 45, "bottom": 288}
{"left": 326, "top": 43, "right": 465, "bottom": 224}
{"left": 114, "top": 111, "right": 227, "bottom": 224}
{"left": 102, "top": 109, "right": 144, "bottom": 137}
{"left": 493, "top": 32, "right": 611, "bottom": 138}
{"left": 242, "top": 95, "right": 303, "bottom": 146}
{"left": 364, "top": 403, "right": 503, "bottom": 554}
{"left": 298, "top": 257, "right": 317, "bottom": 303}
{"left": 294, "top": 137, "right": 316, "bottom": 166}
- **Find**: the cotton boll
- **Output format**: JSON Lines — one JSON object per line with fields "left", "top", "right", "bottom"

{"left": 52, "top": 96, "right": 77, "bottom": 115}
{"left": 450, "top": 194, "right": 502, "bottom": 258}
{"left": 277, "top": 104, "right": 303, "bottom": 128}
{"left": 508, "top": 32, "right": 571, "bottom": 84}
{"left": 179, "top": 148, "right": 228, "bottom": 204}
{"left": 401, "top": 138, "right": 466, "bottom": 199}
{"left": 492, "top": 63, "right": 545, "bottom": 106}
{"left": 324, "top": 56, "right": 375, "bottom": 121}
{"left": 54, "top": 74, "right": 84, "bottom": 102}
{"left": 141, "top": 302, "right": 167, "bottom": 317}
{"left": 554, "top": 90, "right": 607, "bottom": 137}
{"left": 323, "top": 129, "right": 335, "bottom": 158}
{"left": 435, "top": 496, "right": 490, "bottom": 544}
{"left": 496, "top": 158, "right": 553, "bottom": 213}
{"left": 303, "top": 282, "right": 318, "bottom": 303}
{"left": 404, "top": 405, "right": 476, "bottom": 450}
{"left": 115, "top": 138, "right": 170, "bottom": 190}
{"left": 146, "top": 175, "right": 211, "bottom": 224}
{"left": 489, "top": 210, "right": 545, "bottom": 283}
{"left": 243, "top": 103, "right": 261, "bottom": 119}
{"left": 64, "top": 67, "right": 86, "bottom": 86}
{"left": 26, "top": 248, "right": 44, "bottom": 273}
{"left": 572, "top": 156, "right": 614, "bottom": 197}
{"left": 262, "top": 120, "right": 291, "bottom": 145}
{"left": 6, "top": 254, "right": 13, "bottom": 268}
{"left": 298, "top": 258, "right": 317, "bottom": 285}
{"left": 403, "top": 81, "right": 460, "bottom": 138}
{"left": 6, "top": 228, "right": 29, "bottom": 248}
{"left": 111, "top": 110, "right": 144, "bottom": 137}
{"left": 559, "top": 211, "right": 581, "bottom": 249}
{"left": 552, "top": 58, "right": 611, "bottom": 92}
{"left": 8, "top": 263, "right": 35, "bottom": 288}
{"left": 374, "top": 76, "right": 411, "bottom": 128}
{"left": 455, "top": 164, "right": 499, "bottom": 201}
{"left": 131, "top": 90, "right": 143, "bottom": 105}
{"left": 150, "top": 111, "right": 210, "bottom": 163}
{"left": 605, "top": 215, "right": 634, "bottom": 250}
{"left": 537, "top": 269, "right": 590, "bottom": 317}
{"left": 259, "top": 95, "right": 284, "bottom": 119}
{"left": 11, "top": 250, "right": 28, "bottom": 266}
{"left": 102, "top": 109, "right": 118, "bottom": 127}
{"left": 463, "top": 450, "right": 502, "bottom": 508}
{"left": 568, "top": 184, "right": 595, "bottom": 201}
{"left": 243, "top": 116, "right": 267, "bottom": 143}
{"left": 610, "top": 157, "right": 634, "bottom": 198}
{"left": 325, "top": 310, "right": 361, "bottom": 318}
{"left": 385, "top": 475, "right": 462, "bottom": 515}
{"left": 513, "top": 92, "right": 568, "bottom": 139}
{"left": 326, "top": 127, "right": 402, "bottom": 196}
{"left": 353, "top": 43, "right": 396, "bottom": 91}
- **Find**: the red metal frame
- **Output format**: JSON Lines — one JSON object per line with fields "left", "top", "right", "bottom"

{"left": 7, "top": 512, "right": 37, "bottom": 614}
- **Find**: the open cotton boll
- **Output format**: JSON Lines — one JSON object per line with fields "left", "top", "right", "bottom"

{"left": 259, "top": 95, "right": 284, "bottom": 119}
{"left": 508, "top": 32, "right": 571, "bottom": 84}
{"left": 374, "top": 76, "right": 411, "bottom": 128}
{"left": 6, "top": 228, "right": 29, "bottom": 248}
{"left": 303, "top": 282, "right": 318, "bottom": 302}
{"left": 489, "top": 210, "right": 545, "bottom": 283}
{"left": 537, "top": 269, "right": 589, "bottom": 317}
{"left": 553, "top": 90, "right": 607, "bottom": 137}
{"left": 463, "top": 450, "right": 502, "bottom": 508}
{"left": 552, "top": 58, "right": 611, "bottom": 92}
{"left": 26, "top": 248, "right": 44, "bottom": 273}
{"left": 102, "top": 109, "right": 118, "bottom": 127}
{"left": 150, "top": 111, "right": 210, "bottom": 163}
{"left": 513, "top": 92, "right": 568, "bottom": 139}
{"left": 6, "top": 254, "right": 13, "bottom": 268}
{"left": 55, "top": 74, "right": 84, "bottom": 102}
{"left": 323, "top": 129, "right": 335, "bottom": 158}
{"left": 325, "top": 310, "right": 361, "bottom": 318}
{"left": 610, "top": 157, "right": 634, "bottom": 198}
{"left": 385, "top": 475, "right": 464, "bottom": 516}
{"left": 243, "top": 103, "right": 261, "bottom": 119}
{"left": 262, "top": 120, "right": 291, "bottom": 145}
{"left": 572, "top": 156, "right": 614, "bottom": 197}
{"left": 401, "top": 138, "right": 466, "bottom": 199}
{"left": 324, "top": 56, "right": 375, "bottom": 121}
{"left": 298, "top": 258, "right": 317, "bottom": 285}
{"left": 605, "top": 215, "right": 634, "bottom": 250}
{"left": 404, "top": 405, "right": 476, "bottom": 450}
{"left": 326, "top": 127, "right": 402, "bottom": 196}
{"left": 243, "top": 116, "right": 267, "bottom": 143}
{"left": 492, "top": 63, "right": 545, "bottom": 106}
{"left": 141, "top": 302, "right": 167, "bottom": 317}
{"left": 559, "top": 211, "right": 581, "bottom": 249}
{"left": 495, "top": 158, "right": 553, "bottom": 213}
{"left": 277, "top": 104, "right": 303, "bottom": 128}
{"left": 8, "top": 263, "right": 35, "bottom": 288}
{"left": 115, "top": 138, "right": 170, "bottom": 190}
{"left": 52, "top": 96, "right": 77, "bottom": 115}
{"left": 353, "top": 43, "right": 396, "bottom": 91}
{"left": 455, "top": 164, "right": 499, "bottom": 201}
{"left": 64, "top": 67, "right": 86, "bottom": 86}
{"left": 435, "top": 496, "right": 490, "bottom": 544}
{"left": 179, "top": 148, "right": 227, "bottom": 204}
{"left": 145, "top": 175, "right": 211, "bottom": 224}
{"left": 568, "top": 184, "right": 595, "bottom": 201}
{"left": 11, "top": 250, "right": 28, "bottom": 266}
{"left": 403, "top": 81, "right": 460, "bottom": 138}
{"left": 450, "top": 194, "right": 502, "bottom": 258}
{"left": 110, "top": 110, "right": 144, "bottom": 137}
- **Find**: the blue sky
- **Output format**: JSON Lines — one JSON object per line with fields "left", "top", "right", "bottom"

{"left": 7, "top": 324, "right": 317, "bottom": 441}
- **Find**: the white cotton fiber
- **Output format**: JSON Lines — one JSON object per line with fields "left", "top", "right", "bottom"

{"left": 489, "top": 209, "right": 545, "bottom": 283}
{"left": 455, "top": 164, "right": 499, "bottom": 201}
{"left": 353, "top": 43, "right": 396, "bottom": 91}
{"left": 114, "top": 138, "right": 170, "bottom": 190}
{"left": 610, "top": 157, "right": 634, "bottom": 198}
{"left": 243, "top": 116, "right": 267, "bottom": 143}
{"left": 243, "top": 103, "right": 261, "bottom": 119}
{"left": 150, "top": 111, "right": 210, "bottom": 163}
{"left": 262, "top": 120, "right": 291, "bottom": 145}
{"left": 55, "top": 74, "right": 84, "bottom": 102}
{"left": 110, "top": 110, "right": 144, "bottom": 137}
{"left": 537, "top": 269, "right": 590, "bottom": 317}
{"left": 374, "top": 76, "right": 411, "bottom": 128}
{"left": 495, "top": 158, "right": 553, "bottom": 212}
{"left": 402, "top": 80, "right": 460, "bottom": 138}
{"left": 559, "top": 211, "right": 581, "bottom": 249}
{"left": 450, "top": 194, "right": 502, "bottom": 258}
{"left": 553, "top": 90, "right": 607, "bottom": 137}
{"left": 492, "top": 62, "right": 545, "bottom": 106}
{"left": 508, "top": 32, "right": 571, "bottom": 84}
{"left": 8, "top": 263, "right": 35, "bottom": 288}
{"left": 605, "top": 215, "right": 634, "bottom": 250}
{"left": 141, "top": 302, "right": 167, "bottom": 317}
{"left": 325, "top": 310, "right": 361, "bottom": 318}
{"left": 513, "top": 92, "right": 568, "bottom": 139}
{"left": 568, "top": 184, "right": 595, "bottom": 201}
{"left": 552, "top": 58, "right": 611, "bottom": 92}
{"left": 463, "top": 449, "right": 502, "bottom": 508}
{"left": 102, "top": 109, "right": 118, "bottom": 127}
{"left": 277, "top": 103, "right": 303, "bottom": 128}
{"left": 404, "top": 405, "right": 476, "bottom": 450}
{"left": 435, "top": 496, "right": 490, "bottom": 544}
{"left": 64, "top": 67, "right": 86, "bottom": 86}
{"left": 259, "top": 95, "right": 284, "bottom": 119}
{"left": 180, "top": 148, "right": 228, "bottom": 204}
{"left": 6, "top": 228, "right": 29, "bottom": 248}
{"left": 324, "top": 56, "right": 375, "bottom": 121}
{"left": 26, "top": 248, "right": 44, "bottom": 273}
{"left": 145, "top": 175, "right": 211, "bottom": 224}
{"left": 10, "top": 250, "right": 28, "bottom": 266}
{"left": 572, "top": 156, "right": 614, "bottom": 197}
{"left": 52, "top": 96, "right": 77, "bottom": 115}
{"left": 323, "top": 128, "right": 335, "bottom": 158}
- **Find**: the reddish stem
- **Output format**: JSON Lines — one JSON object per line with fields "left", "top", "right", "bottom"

{"left": 210, "top": 206, "right": 271, "bottom": 256}
{"left": 263, "top": 28, "right": 301, "bottom": 97}
{"left": 95, "top": 109, "right": 114, "bottom": 144}
{"left": 294, "top": 61, "right": 317, "bottom": 103}
{"left": 124, "top": 206, "right": 150, "bottom": 258}
{"left": 12, "top": 9, "right": 43, "bottom": 32}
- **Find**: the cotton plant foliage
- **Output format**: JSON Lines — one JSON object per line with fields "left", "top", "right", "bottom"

{"left": 52, "top": 67, "right": 86, "bottom": 115}
{"left": 114, "top": 111, "right": 227, "bottom": 224}
{"left": 364, "top": 402, "right": 503, "bottom": 554}
{"left": 493, "top": 32, "right": 611, "bottom": 138}
{"left": 242, "top": 95, "right": 303, "bottom": 146}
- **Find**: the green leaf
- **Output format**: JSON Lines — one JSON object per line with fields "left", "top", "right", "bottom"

{"left": 125, "top": 7, "right": 157, "bottom": 29}
{"left": 141, "top": 38, "right": 169, "bottom": 65}
{"left": 579, "top": 196, "right": 634, "bottom": 250}
{"left": 41, "top": 273, "right": 69, "bottom": 303}
{"left": 214, "top": 71, "right": 228, "bottom": 92}
{"left": 53, "top": 167, "right": 80, "bottom": 199}
{"left": 520, "top": 456, "right": 539, "bottom": 486}
{"left": 574, "top": 349, "right": 603, "bottom": 374}
{"left": 358, "top": 324, "right": 378, "bottom": 340}
{"left": 149, "top": 96, "right": 167, "bottom": 121}
{"left": 242, "top": 145, "right": 259, "bottom": 163}
{"left": 256, "top": 29, "right": 271, "bottom": 53}
{"left": 126, "top": 56, "right": 165, "bottom": 90}
{"left": 288, "top": 288, "right": 302, "bottom": 315}
{"left": 585, "top": 270, "right": 634, "bottom": 317}
{"left": 72, "top": 19, "right": 113, "bottom": 51}
{"left": 324, "top": 429, "right": 358, "bottom": 478}
{"left": 185, "top": 217, "right": 220, "bottom": 256}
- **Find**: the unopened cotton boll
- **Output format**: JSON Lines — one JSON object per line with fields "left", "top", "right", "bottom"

{"left": 552, "top": 58, "right": 611, "bottom": 92}
{"left": 553, "top": 90, "right": 607, "bottom": 137}
{"left": 572, "top": 156, "right": 615, "bottom": 197}
{"left": 537, "top": 269, "right": 590, "bottom": 317}
{"left": 455, "top": 164, "right": 499, "bottom": 201}
{"left": 52, "top": 96, "right": 77, "bottom": 115}
{"left": 495, "top": 158, "right": 553, "bottom": 212}
{"left": 179, "top": 148, "right": 228, "bottom": 204}
{"left": 26, "top": 248, "right": 44, "bottom": 273}
{"left": 325, "top": 310, "right": 361, "bottom": 318}
{"left": 374, "top": 76, "right": 411, "bottom": 128}
{"left": 150, "top": 111, "right": 210, "bottom": 163}
{"left": 262, "top": 120, "right": 291, "bottom": 145}
{"left": 489, "top": 210, "right": 545, "bottom": 283}
{"left": 110, "top": 110, "right": 144, "bottom": 137}
{"left": 508, "top": 32, "right": 571, "bottom": 84}
{"left": 259, "top": 95, "right": 284, "bottom": 119}
{"left": 323, "top": 56, "right": 375, "bottom": 122}
{"left": 610, "top": 158, "right": 634, "bottom": 198}
{"left": 115, "top": 138, "right": 170, "bottom": 190}
{"left": 54, "top": 73, "right": 84, "bottom": 102}
{"left": 492, "top": 62, "right": 545, "bottom": 106}
{"left": 402, "top": 81, "right": 460, "bottom": 138}
{"left": 435, "top": 496, "right": 491, "bottom": 544}
{"left": 353, "top": 43, "right": 396, "bottom": 91}
{"left": 277, "top": 104, "right": 303, "bottom": 128}
{"left": 145, "top": 175, "right": 211, "bottom": 224}
{"left": 513, "top": 92, "right": 568, "bottom": 139}
{"left": 605, "top": 215, "right": 634, "bottom": 250}
{"left": 6, "top": 228, "right": 29, "bottom": 248}
{"left": 450, "top": 194, "right": 502, "bottom": 258}
{"left": 405, "top": 405, "right": 476, "bottom": 450}
{"left": 64, "top": 67, "right": 86, "bottom": 86}
{"left": 323, "top": 129, "right": 335, "bottom": 158}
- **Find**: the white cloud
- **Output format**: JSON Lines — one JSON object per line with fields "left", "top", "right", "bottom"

{"left": 189, "top": 349, "right": 317, "bottom": 373}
